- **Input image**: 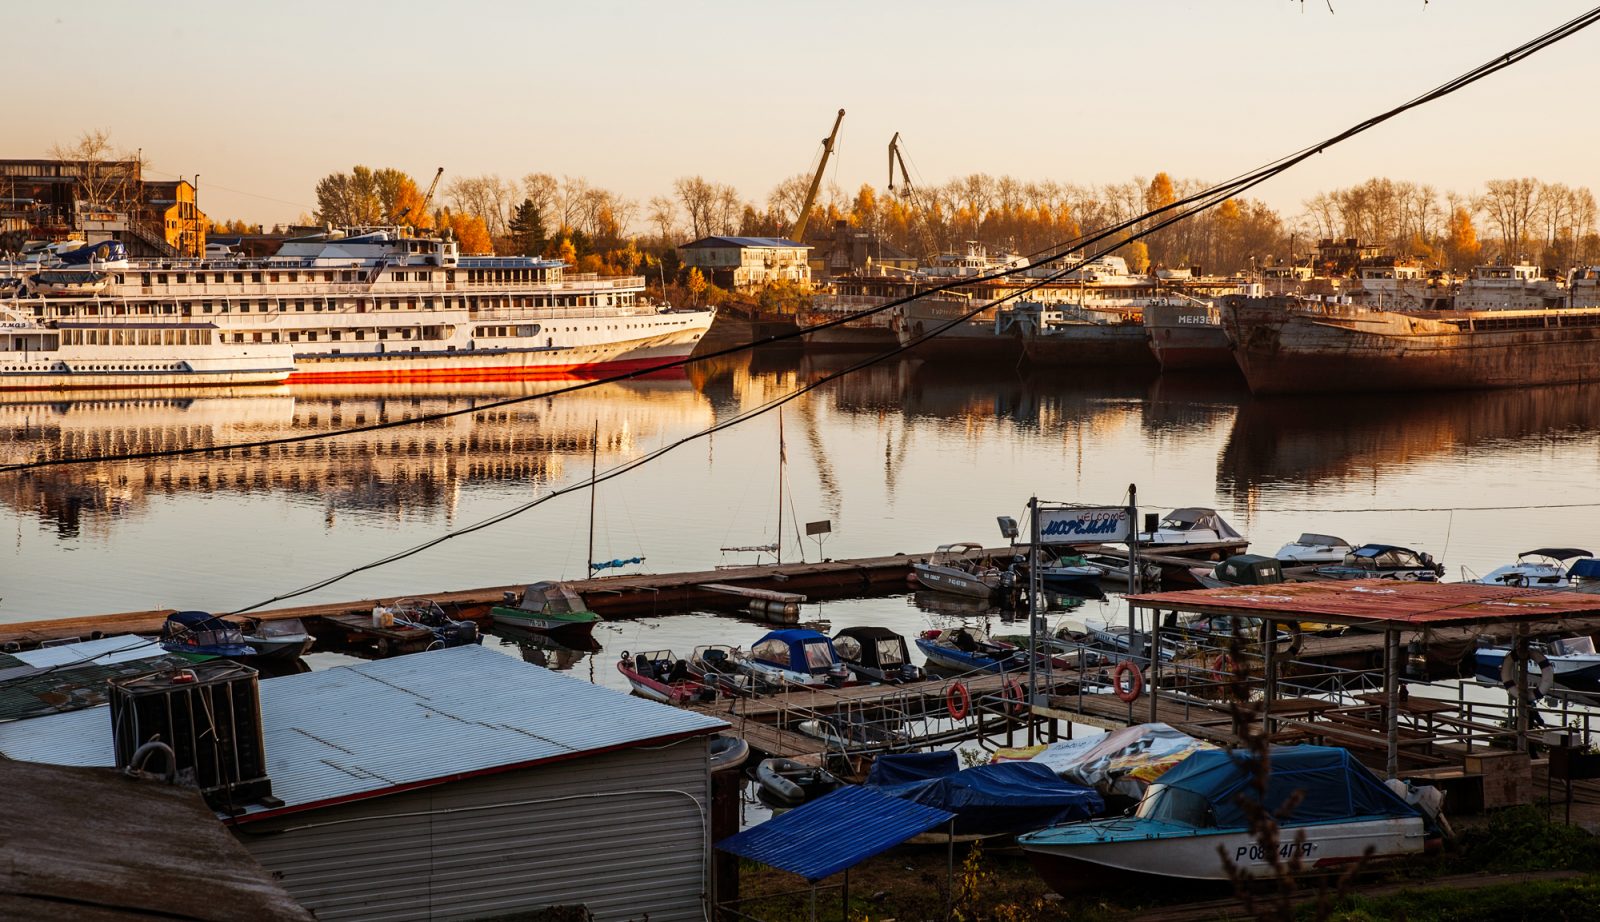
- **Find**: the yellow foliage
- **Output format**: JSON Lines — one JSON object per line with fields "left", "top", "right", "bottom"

{"left": 448, "top": 213, "right": 493, "bottom": 254}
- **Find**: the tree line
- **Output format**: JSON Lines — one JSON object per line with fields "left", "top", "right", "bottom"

{"left": 292, "top": 165, "right": 1600, "bottom": 278}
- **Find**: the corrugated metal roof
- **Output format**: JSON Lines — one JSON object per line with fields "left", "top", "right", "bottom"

{"left": 1127, "top": 579, "right": 1600, "bottom": 628}
{"left": 0, "top": 645, "right": 724, "bottom": 821}
{"left": 680, "top": 235, "right": 808, "bottom": 249}
{"left": 716, "top": 785, "right": 953, "bottom": 882}
{"left": 13, "top": 634, "right": 166, "bottom": 668}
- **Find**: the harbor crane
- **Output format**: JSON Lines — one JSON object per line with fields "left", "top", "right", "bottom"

{"left": 888, "top": 132, "right": 913, "bottom": 198}
{"left": 789, "top": 109, "right": 844, "bottom": 246}
{"left": 395, "top": 167, "right": 444, "bottom": 228}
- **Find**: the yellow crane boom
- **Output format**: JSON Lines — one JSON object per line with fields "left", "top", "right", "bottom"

{"left": 789, "top": 109, "right": 844, "bottom": 245}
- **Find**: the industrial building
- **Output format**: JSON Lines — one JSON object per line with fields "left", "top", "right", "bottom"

{"left": 0, "top": 645, "right": 726, "bottom": 921}
{"left": 808, "top": 220, "right": 919, "bottom": 281}
{"left": 0, "top": 158, "right": 207, "bottom": 258}
{"left": 679, "top": 235, "right": 811, "bottom": 290}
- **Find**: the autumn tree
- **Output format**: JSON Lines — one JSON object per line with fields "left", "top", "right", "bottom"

{"left": 685, "top": 267, "right": 707, "bottom": 303}
{"left": 439, "top": 208, "right": 492, "bottom": 255}
{"left": 508, "top": 199, "right": 547, "bottom": 257}
{"left": 446, "top": 174, "right": 516, "bottom": 238}
{"left": 1442, "top": 206, "right": 1481, "bottom": 271}
{"left": 314, "top": 166, "right": 384, "bottom": 226}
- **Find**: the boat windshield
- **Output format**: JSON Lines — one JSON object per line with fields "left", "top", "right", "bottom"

{"left": 1134, "top": 783, "right": 1213, "bottom": 828}
{"left": 803, "top": 641, "right": 837, "bottom": 670}
{"left": 832, "top": 635, "right": 862, "bottom": 662}
{"left": 876, "top": 639, "right": 906, "bottom": 667}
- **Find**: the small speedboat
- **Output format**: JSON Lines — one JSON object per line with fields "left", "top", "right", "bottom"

{"left": 1138, "top": 508, "right": 1244, "bottom": 547}
{"left": 159, "top": 611, "right": 258, "bottom": 658}
{"left": 1034, "top": 551, "right": 1108, "bottom": 597}
{"left": 688, "top": 644, "right": 755, "bottom": 696}
{"left": 1190, "top": 553, "right": 1283, "bottom": 590}
{"left": 490, "top": 581, "right": 602, "bottom": 642}
{"left": 1472, "top": 548, "right": 1592, "bottom": 589}
{"left": 1020, "top": 746, "right": 1432, "bottom": 887}
{"left": 1473, "top": 636, "right": 1600, "bottom": 697}
{"left": 617, "top": 650, "right": 719, "bottom": 705}
{"left": 1311, "top": 544, "right": 1443, "bottom": 582}
{"left": 377, "top": 598, "right": 481, "bottom": 648}
{"left": 741, "top": 629, "right": 850, "bottom": 689}
{"left": 754, "top": 757, "right": 841, "bottom": 808}
{"left": 833, "top": 626, "right": 924, "bottom": 684}
{"left": 1275, "top": 533, "right": 1356, "bottom": 566}
{"left": 232, "top": 616, "right": 314, "bottom": 660}
{"left": 916, "top": 627, "right": 1048, "bottom": 674}
{"left": 912, "top": 542, "right": 1015, "bottom": 600}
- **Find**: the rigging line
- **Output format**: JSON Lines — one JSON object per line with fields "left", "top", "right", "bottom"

{"left": 7, "top": 10, "right": 1593, "bottom": 482}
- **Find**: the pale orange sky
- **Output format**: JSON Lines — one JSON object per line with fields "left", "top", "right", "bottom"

{"left": 11, "top": 1, "right": 1600, "bottom": 228}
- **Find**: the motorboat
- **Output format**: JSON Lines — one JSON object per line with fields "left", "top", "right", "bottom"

{"left": 1189, "top": 554, "right": 1283, "bottom": 590}
{"left": 868, "top": 758, "right": 1104, "bottom": 838}
{"left": 832, "top": 626, "right": 924, "bottom": 684}
{"left": 1473, "top": 636, "right": 1600, "bottom": 697}
{"left": 915, "top": 627, "right": 1029, "bottom": 673}
{"left": 1471, "top": 548, "right": 1592, "bottom": 589}
{"left": 740, "top": 629, "right": 850, "bottom": 688}
{"left": 375, "top": 598, "right": 481, "bottom": 648}
{"left": 796, "top": 715, "right": 911, "bottom": 751}
{"left": 1311, "top": 544, "right": 1443, "bottom": 582}
{"left": 490, "top": 580, "right": 602, "bottom": 643}
{"left": 617, "top": 650, "right": 719, "bottom": 705}
{"left": 1034, "top": 550, "right": 1108, "bottom": 597}
{"left": 158, "top": 611, "right": 258, "bottom": 658}
{"left": 1020, "top": 746, "right": 1431, "bottom": 887}
{"left": 230, "top": 616, "right": 314, "bottom": 660}
{"left": 911, "top": 542, "right": 1016, "bottom": 600}
{"left": 687, "top": 644, "right": 755, "bottom": 696}
{"left": 1275, "top": 533, "right": 1356, "bottom": 566}
{"left": 1138, "top": 508, "right": 1244, "bottom": 547}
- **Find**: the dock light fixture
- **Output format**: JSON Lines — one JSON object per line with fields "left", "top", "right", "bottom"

{"left": 997, "top": 516, "right": 1019, "bottom": 541}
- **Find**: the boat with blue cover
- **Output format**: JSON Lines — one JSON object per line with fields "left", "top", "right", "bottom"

{"left": 159, "top": 611, "right": 258, "bottom": 658}
{"left": 867, "top": 752, "right": 1104, "bottom": 838}
{"left": 1019, "top": 745, "right": 1429, "bottom": 887}
{"left": 741, "top": 629, "right": 850, "bottom": 688}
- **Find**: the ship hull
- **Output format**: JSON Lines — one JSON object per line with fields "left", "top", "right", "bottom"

{"left": 1222, "top": 300, "right": 1600, "bottom": 395}
{"left": 1144, "top": 302, "right": 1233, "bottom": 371}
{"left": 1020, "top": 324, "right": 1158, "bottom": 370}
{"left": 0, "top": 365, "right": 294, "bottom": 391}
{"left": 893, "top": 298, "right": 1021, "bottom": 361}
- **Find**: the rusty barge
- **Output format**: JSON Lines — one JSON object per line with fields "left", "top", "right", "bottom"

{"left": 1143, "top": 298, "right": 1234, "bottom": 371}
{"left": 1220, "top": 295, "right": 1600, "bottom": 395}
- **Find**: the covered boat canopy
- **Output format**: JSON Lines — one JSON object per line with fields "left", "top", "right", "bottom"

{"left": 1161, "top": 508, "right": 1242, "bottom": 540}
{"left": 867, "top": 751, "right": 961, "bottom": 786}
{"left": 1571, "top": 559, "right": 1600, "bottom": 580}
{"left": 832, "top": 626, "right": 910, "bottom": 670}
{"left": 716, "top": 785, "right": 953, "bottom": 883}
{"left": 1212, "top": 554, "right": 1283, "bottom": 586}
{"left": 1523, "top": 547, "right": 1593, "bottom": 561}
{"left": 162, "top": 610, "right": 239, "bottom": 638}
{"left": 1141, "top": 746, "right": 1418, "bottom": 830}
{"left": 751, "top": 629, "right": 841, "bottom": 673}
{"left": 871, "top": 761, "right": 1104, "bottom": 836}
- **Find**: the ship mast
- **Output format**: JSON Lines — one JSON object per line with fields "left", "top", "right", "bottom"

{"left": 775, "top": 409, "right": 785, "bottom": 566}
{"left": 587, "top": 420, "right": 598, "bottom": 578}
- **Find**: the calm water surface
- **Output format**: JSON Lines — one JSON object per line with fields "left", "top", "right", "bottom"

{"left": 6, "top": 347, "right": 1600, "bottom": 672}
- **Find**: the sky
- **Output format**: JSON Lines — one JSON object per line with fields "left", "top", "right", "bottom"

{"left": 11, "top": 1, "right": 1600, "bottom": 228}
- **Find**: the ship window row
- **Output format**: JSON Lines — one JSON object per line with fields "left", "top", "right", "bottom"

{"left": 474, "top": 324, "right": 542, "bottom": 338}
{"left": 62, "top": 328, "right": 210, "bottom": 346}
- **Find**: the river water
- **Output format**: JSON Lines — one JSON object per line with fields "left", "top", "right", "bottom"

{"left": 4, "top": 346, "right": 1598, "bottom": 693}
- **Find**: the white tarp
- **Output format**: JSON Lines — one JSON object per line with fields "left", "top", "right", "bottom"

{"left": 1025, "top": 722, "right": 1215, "bottom": 799}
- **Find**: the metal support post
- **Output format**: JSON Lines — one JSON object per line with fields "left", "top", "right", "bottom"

{"left": 1385, "top": 629, "right": 1399, "bottom": 779}
{"left": 1148, "top": 606, "right": 1162, "bottom": 724}
{"left": 1027, "top": 496, "right": 1040, "bottom": 745}
{"left": 1515, "top": 625, "right": 1531, "bottom": 753}
{"left": 1263, "top": 618, "right": 1278, "bottom": 738}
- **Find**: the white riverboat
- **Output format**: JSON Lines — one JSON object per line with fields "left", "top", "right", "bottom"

{"left": 0, "top": 305, "right": 294, "bottom": 391}
{"left": 7, "top": 227, "right": 714, "bottom": 385}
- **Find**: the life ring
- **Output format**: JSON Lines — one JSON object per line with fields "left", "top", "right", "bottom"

{"left": 946, "top": 682, "right": 972, "bottom": 720}
{"left": 1211, "top": 653, "right": 1239, "bottom": 679}
{"left": 1499, "top": 649, "right": 1557, "bottom": 700}
{"left": 1113, "top": 661, "right": 1143, "bottom": 702}
{"left": 1003, "top": 677, "right": 1027, "bottom": 715}
{"left": 1285, "top": 622, "right": 1305, "bottom": 658}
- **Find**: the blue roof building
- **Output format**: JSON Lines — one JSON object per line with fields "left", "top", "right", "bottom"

{"left": 679, "top": 235, "right": 812, "bottom": 290}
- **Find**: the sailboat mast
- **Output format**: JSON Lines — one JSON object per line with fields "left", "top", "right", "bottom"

{"left": 776, "top": 410, "right": 785, "bottom": 566}
{"left": 587, "top": 420, "right": 598, "bottom": 579}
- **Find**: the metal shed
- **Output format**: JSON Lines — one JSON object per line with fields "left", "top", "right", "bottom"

{"left": 0, "top": 645, "right": 726, "bottom": 921}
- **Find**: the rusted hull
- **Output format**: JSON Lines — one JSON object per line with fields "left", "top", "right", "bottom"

{"left": 1021, "top": 325, "right": 1159, "bottom": 370}
{"left": 1147, "top": 336, "right": 1233, "bottom": 370}
{"left": 1144, "top": 302, "right": 1234, "bottom": 371}
{"left": 1222, "top": 300, "right": 1600, "bottom": 395}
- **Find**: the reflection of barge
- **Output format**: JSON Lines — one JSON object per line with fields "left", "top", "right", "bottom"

{"left": 1221, "top": 295, "right": 1600, "bottom": 395}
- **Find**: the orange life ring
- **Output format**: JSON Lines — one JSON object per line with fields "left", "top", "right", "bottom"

{"left": 1113, "top": 661, "right": 1143, "bottom": 702}
{"left": 1003, "top": 677, "right": 1028, "bottom": 715}
{"left": 946, "top": 682, "right": 972, "bottom": 720}
{"left": 1211, "top": 653, "right": 1239, "bottom": 678}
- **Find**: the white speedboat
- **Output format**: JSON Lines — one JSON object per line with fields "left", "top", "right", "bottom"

{"left": 1472, "top": 547, "right": 1591, "bottom": 589}
{"left": 1138, "top": 508, "right": 1243, "bottom": 547}
{"left": 911, "top": 542, "right": 1014, "bottom": 600}
{"left": 1020, "top": 746, "right": 1430, "bottom": 888}
{"left": 739, "top": 629, "right": 849, "bottom": 688}
{"left": 1275, "top": 533, "right": 1355, "bottom": 566}
{"left": 1311, "top": 544, "right": 1443, "bottom": 582}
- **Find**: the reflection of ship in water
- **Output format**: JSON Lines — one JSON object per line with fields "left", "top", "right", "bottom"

{"left": 0, "top": 379, "right": 713, "bottom": 537}
{"left": 1219, "top": 384, "right": 1600, "bottom": 497}
{"left": 1140, "top": 373, "right": 1248, "bottom": 442}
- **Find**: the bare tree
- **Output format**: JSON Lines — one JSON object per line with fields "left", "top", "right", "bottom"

{"left": 674, "top": 176, "right": 718, "bottom": 238}
{"left": 50, "top": 129, "right": 139, "bottom": 212}
{"left": 1481, "top": 177, "right": 1540, "bottom": 261}
{"left": 647, "top": 195, "right": 680, "bottom": 244}
{"left": 446, "top": 175, "right": 515, "bottom": 238}
{"left": 521, "top": 172, "right": 559, "bottom": 218}
{"left": 766, "top": 173, "right": 812, "bottom": 231}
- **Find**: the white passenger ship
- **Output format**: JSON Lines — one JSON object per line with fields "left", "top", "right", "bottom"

{"left": 6, "top": 227, "right": 714, "bottom": 385}
{"left": 0, "top": 305, "right": 295, "bottom": 391}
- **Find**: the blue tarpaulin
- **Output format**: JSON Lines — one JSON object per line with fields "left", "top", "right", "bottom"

{"left": 1155, "top": 745, "right": 1419, "bottom": 829}
{"left": 716, "top": 785, "right": 954, "bottom": 882}
{"left": 872, "top": 761, "right": 1105, "bottom": 836}
{"left": 866, "top": 750, "right": 960, "bottom": 786}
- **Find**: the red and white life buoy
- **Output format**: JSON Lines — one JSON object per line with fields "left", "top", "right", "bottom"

{"left": 1003, "top": 677, "right": 1028, "bottom": 715}
{"left": 1113, "top": 661, "right": 1144, "bottom": 702}
{"left": 946, "top": 682, "right": 972, "bottom": 720}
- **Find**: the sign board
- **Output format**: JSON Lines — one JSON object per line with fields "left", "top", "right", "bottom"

{"left": 805, "top": 520, "right": 832, "bottom": 536}
{"left": 1036, "top": 506, "right": 1131, "bottom": 544}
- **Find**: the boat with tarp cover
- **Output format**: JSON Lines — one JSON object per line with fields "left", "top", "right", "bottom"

{"left": 1019, "top": 745, "right": 1430, "bottom": 887}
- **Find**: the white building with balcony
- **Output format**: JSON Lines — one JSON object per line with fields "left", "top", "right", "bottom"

{"left": 679, "top": 235, "right": 811, "bottom": 290}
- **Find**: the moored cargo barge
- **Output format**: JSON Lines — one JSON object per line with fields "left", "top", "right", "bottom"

{"left": 1221, "top": 296, "right": 1600, "bottom": 395}
{"left": 1144, "top": 298, "right": 1233, "bottom": 371}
